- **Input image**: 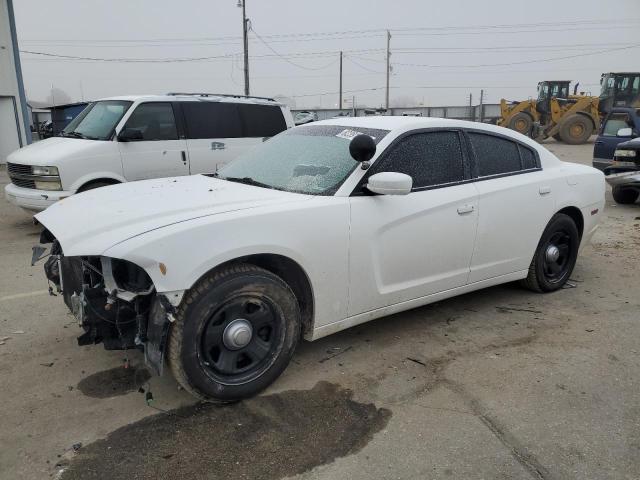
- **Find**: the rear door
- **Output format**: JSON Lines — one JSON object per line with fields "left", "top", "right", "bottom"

{"left": 594, "top": 112, "right": 637, "bottom": 169}
{"left": 117, "top": 102, "right": 188, "bottom": 180}
{"left": 466, "top": 131, "right": 554, "bottom": 282}
{"left": 348, "top": 130, "right": 478, "bottom": 316}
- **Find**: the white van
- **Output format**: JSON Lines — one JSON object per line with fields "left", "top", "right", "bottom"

{"left": 4, "top": 93, "right": 294, "bottom": 212}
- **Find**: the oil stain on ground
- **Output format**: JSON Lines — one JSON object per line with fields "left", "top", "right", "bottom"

{"left": 61, "top": 382, "right": 391, "bottom": 480}
{"left": 77, "top": 366, "right": 151, "bottom": 398}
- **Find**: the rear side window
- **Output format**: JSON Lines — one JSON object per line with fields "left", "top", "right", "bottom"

{"left": 182, "top": 102, "right": 243, "bottom": 139}
{"left": 124, "top": 103, "right": 178, "bottom": 141}
{"left": 375, "top": 131, "right": 465, "bottom": 189}
{"left": 519, "top": 145, "right": 538, "bottom": 169}
{"left": 468, "top": 133, "right": 521, "bottom": 176}
{"left": 602, "top": 113, "right": 631, "bottom": 136}
{"left": 238, "top": 104, "right": 287, "bottom": 137}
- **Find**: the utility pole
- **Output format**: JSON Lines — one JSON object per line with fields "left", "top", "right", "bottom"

{"left": 479, "top": 89, "right": 484, "bottom": 123}
{"left": 385, "top": 30, "right": 391, "bottom": 110}
{"left": 238, "top": 0, "right": 250, "bottom": 96}
{"left": 339, "top": 51, "right": 343, "bottom": 110}
{"left": 468, "top": 93, "right": 472, "bottom": 120}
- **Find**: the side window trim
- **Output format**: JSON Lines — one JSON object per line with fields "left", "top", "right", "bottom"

{"left": 350, "top": 127, "right": 471, "bottom": 196}
{"left": 462, "top": 128, "right": 541, "bottom": 181}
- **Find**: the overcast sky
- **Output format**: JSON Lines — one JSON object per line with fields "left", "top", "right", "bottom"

{"left": 13, "top": 0, "right": 640, "bottom": 109}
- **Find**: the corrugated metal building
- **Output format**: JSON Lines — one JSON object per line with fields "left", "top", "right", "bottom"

{"left": 0, "top": 0, "right": 30, "bottom": 164}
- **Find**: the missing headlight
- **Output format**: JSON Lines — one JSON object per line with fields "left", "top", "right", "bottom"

{"left": 110, "top": 258, "right": 153, "bottom": 293}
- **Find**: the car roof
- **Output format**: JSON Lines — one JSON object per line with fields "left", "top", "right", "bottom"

{"left": 96, "top": 94, "right": 284, "bottom": 106}
{"left": 314, "top": 116, "right": 538, "bottom": 144}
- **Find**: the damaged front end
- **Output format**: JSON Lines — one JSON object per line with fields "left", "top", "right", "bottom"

{"left": 35, "top": 230, "right": 176, "bottom": 375}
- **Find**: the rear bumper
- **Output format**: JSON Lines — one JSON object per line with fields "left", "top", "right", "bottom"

{"left": 4, "top": 183, "right": 71, "bottom": 212}
{"left": 604, "top": 171, "right": 640, "bottom": 188}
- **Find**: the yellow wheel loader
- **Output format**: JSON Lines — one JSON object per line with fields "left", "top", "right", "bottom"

{"left": 499, "top": 81, "right": 600, "bottom": 145}
{"left": 599, "top": 72, "right": 640, "bottom": 114}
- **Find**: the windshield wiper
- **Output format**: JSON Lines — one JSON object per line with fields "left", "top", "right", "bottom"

{"left": 61, "top": 131, "right": 85, "bottom": 139}
{"left": 219, "top": 176, "right": 273, "bottom": 189}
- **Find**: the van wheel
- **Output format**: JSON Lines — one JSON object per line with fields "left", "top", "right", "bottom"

{"left": 167, "top": 264, "right": 300, "bottom": 402}
{"left": 611, "top": 186, "right": 639, "bottom": 205}
{"left": 77, "top": 181, "right": 117, "bottom": 192}
{"left": 523, "top": 213, "right": 579, "bottom": 293}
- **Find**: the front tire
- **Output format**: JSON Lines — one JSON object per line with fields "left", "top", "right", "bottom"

{"left": 558, "top": 114, "right": 593, "bottom": 145}
{"left": 523, "top": 213, "right": 580, "bottom": 293}
{"left": 167, "top": 264, "right": 300, "bottom": 402}
{"left": 611, "top": 186, "right": 639, "bottom": 205}
{"left": 508, "top": 112, "right": 533, "bottom": 136}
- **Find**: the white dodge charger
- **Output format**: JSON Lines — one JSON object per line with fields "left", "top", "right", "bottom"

{"left": 35, "top": 117, "right": 605, "bottom": 402}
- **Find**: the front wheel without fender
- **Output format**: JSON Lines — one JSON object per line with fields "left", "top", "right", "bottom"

{"left": 523, "top": 213, "right": 580, "bottom": 293}
{"left": 167, "top": 264, "right": 301, "bottom": 402}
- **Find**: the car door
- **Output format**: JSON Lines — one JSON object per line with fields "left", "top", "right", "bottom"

{"left": 593, "top": 111, "right": 637, "bottom": 170}
{"left": 348, "top": 130, "right": 479, "bottom": 316}
{"left": 117, "top": 102, "right": 188, "bottom": 180}
{"left": 465, "top": 131, "right": 555, "bottom": 283}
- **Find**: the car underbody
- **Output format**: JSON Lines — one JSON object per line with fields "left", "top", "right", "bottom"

{"left": 39, "top": 233, "right": 174, "bottom": 375}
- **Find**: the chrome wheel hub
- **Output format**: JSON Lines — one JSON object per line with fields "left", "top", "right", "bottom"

{"left": 545, "top": 244, "right": 560, "bottom": 263}
{"left": 223, "top": 319, "right": 253, "bottom": 350}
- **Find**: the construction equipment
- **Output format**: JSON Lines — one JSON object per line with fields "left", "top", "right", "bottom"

{"left": 599, "top": 72, "right": 640, "bottom": 115}
{"left": 499, "top": 80, "right": 600, "bottom": 145}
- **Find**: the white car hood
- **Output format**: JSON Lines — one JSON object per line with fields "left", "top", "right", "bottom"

{"left": 7, "top": 137, "right": 106, "bottom": 166}
{"left": 35, "top": 175, "right": 309, "bottom": 256}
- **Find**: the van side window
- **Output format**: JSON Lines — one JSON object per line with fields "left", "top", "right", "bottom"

{"left": 182, "top": 102, "right": 243, "bottom": 139}
{"left": 124, "top": 103, "right": 178, "bottom": 141}
{"left": 238, "top": 104, "right": 287, "bottom": 137}
{"left": 468, "top": 132, "right": 522, "bottom": 176}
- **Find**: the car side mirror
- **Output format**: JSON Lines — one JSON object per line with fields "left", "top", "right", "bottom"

{"left": 117, "top": 128, "right": 143, "bottom": 142}
{"left": 349, "top": 134, "right": 376, "bottom": 169}
{"left": 617, "top": 127, "right": 633, "bottom": 137}
{"left": 366, "top": 172, "right": 413, "bottom": 196}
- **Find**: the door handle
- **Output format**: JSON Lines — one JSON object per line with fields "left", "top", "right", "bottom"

{"left": 181, "top": 151, "right": 187, "bottom": 164}
{"left": 457, "top": 204, "right": 475, "bottom": 215}
{"left": 539, "top": 186, "right": 551, "bottom": 195}
{"left": 595, "top": 141, "right": 604, "bottom": 145}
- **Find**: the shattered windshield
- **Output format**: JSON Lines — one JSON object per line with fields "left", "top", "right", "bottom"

{"left": 62, "top": 100, "right": 132, "bottom": 140}
{"left": 217, "top": 125, "right": 389, "bottom": 195}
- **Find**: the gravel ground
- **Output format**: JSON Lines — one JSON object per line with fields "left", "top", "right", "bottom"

{"left": 0, "top": 138, "right": 638, "bottom": 480}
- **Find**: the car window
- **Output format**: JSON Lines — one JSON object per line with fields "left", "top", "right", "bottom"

{"left": 519, "top": 145, "right": 538, "bottom": 169}
{"left": 123, "top": 103, "right": 178, "bottom": 141}
{"left": 238, "top": 104, "right": 287, "bottom": 137}
{"left": 374, "top": 131, "right": 465, "bottom": 189}
{"left": 182, "top": 102, "right": 243, "bottom": 139}
{"left": 602, "top": 113, "right": 631, "bottom": 136}
{"left": 468, "top": 132, "right": 522, "bottom": 176}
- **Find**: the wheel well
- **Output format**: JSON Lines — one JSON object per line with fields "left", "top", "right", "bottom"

{"left": 77, "top": 178, "right": 120, "bottom": 192}
{"left": 557, "top": 206, "right": 584, "bottom": 239}
{"left": 210, "top": 254, "right": 314, "bottom": 338}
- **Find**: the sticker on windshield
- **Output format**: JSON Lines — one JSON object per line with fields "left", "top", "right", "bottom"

{"left": 335, "top": 129, "right": 375, "bottom": 141}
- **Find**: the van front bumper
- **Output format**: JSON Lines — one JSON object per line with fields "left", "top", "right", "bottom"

{"left": 4, "top": 183, "right": 71, "bottom": 212}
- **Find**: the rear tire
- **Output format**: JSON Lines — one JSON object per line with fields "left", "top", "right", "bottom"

{"left": 523, "top": 213, "right": 580, "bottom": 293}
{"left": 612, "top": 186, "right": 639, "bottom": 204}
{"left": 558, "top": 115, "right": 593, "bottom": 145}
{"left": 508, "top": 113, "right": 533, "bottom": 136}
{"left": 167, "top": 264, "right": 300, "bottom": 402}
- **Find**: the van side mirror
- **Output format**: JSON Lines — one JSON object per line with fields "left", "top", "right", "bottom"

{"left": 617, "top": 127, "right": 633, "bottom": 137}
{"left": 117, "top": 128, "right": 144, "bottom": 142}
{"left": 366, "top": 172, "right": 413, "bottom": 195}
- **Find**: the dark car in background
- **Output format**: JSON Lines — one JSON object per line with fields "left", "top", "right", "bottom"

{"left": 604, "top": 136, "right": 640, "bottom": 204}
{"left": 593, "top": 107, "right": 640, "bottom": 171}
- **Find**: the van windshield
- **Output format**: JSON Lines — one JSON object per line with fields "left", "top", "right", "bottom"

{"left": 62, "top": 100, "right": 132, "bottom": 140}
{"left": 216, "top": 125, "right": 388, "bottom": 195}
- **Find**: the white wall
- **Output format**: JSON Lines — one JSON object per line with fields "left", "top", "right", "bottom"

{"left": 0, "top": 0, "right": 30, "bottom": 163}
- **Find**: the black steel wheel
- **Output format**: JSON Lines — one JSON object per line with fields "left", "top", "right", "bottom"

{"left": 523, "top": 213, "right": 580, "bottom": 293}
{"left": 168, "top": 264, "right": 300, "bottom": 402}
{"left": 611, "top": 186, "right": 639, "bottom": 205}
